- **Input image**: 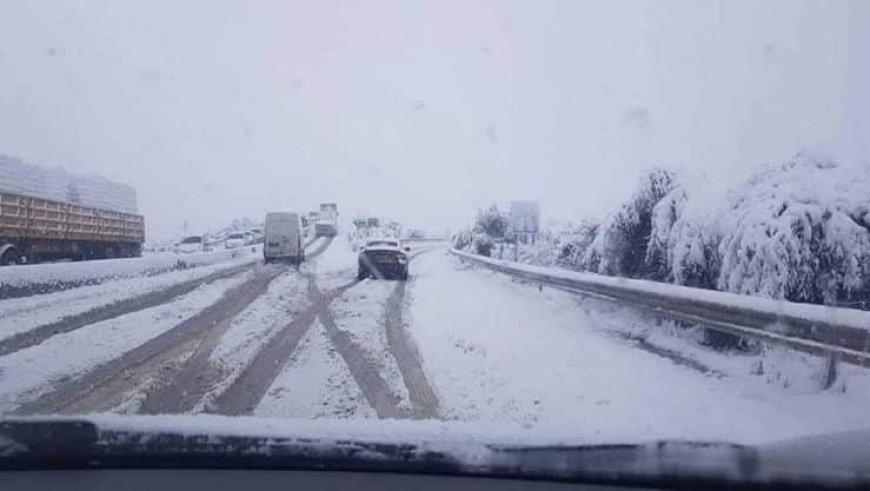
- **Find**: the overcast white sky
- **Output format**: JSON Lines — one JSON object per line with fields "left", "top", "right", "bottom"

{"left": 1, "top": 0, "right": 867, "bottom": 241}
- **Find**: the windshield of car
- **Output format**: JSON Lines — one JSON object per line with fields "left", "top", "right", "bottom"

{"left": 1, "top": 1, "right": 869, "bottom": 485}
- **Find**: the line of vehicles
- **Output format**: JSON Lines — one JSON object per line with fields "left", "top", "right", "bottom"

{"left": 154, "top": 203, "right": 341, "bottom": 258}
{"left": 1, "top": 155, "right": 412, "bottom": 281}
{"left": 262, "top": 205, "right": 411, "bottom": 280}
{"left": 262, "top": 202, "right": 337, "bottom": 264}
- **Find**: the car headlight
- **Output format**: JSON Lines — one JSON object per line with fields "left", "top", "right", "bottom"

{"left": 397, "top": 255, "right": 407, "bottom": 264}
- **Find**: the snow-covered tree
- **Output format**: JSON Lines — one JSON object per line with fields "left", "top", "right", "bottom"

{"left": 645, "top": 187, "right": 686, "bottom": 281}
{"left": 473, "top": 204, "right": 508, "bottom": 240}
{"left": 715, "top": 153, "right": 870, "bottom": 305}
{"left": 584, "top": 169, "right": 680, "bottom": 278}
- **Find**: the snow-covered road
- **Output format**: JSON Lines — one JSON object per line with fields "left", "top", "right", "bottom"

{"left": 409, "top": 251, "right": 870, "bottom": 444}
{"left": 1, "top": 236, "right": 867, "bottom": 446}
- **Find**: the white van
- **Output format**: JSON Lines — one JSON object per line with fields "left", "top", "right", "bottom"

{"left": 264, "top": 212, "right": 304, "bottom": 264}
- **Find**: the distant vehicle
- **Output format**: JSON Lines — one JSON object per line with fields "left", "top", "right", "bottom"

{"left": 315, "top": 202, "right": 339, "bottom": 237}
{"left": 224, "top": 232, "right": 247, "bottom": 249}
{"left": 249, "top": 227, "right": 264, "bottom": 244}
{"left": 264, "top": 212, "right": 304, "bottom": 264}
{"left": 174, "top": 236, "right": 204, "bottom": 254}
{"left": 357, "top": 238, "right": 410, "bottom": 280}
{"left": 353, "top": 217, "right": 380, "bottom": 229}
{"left": 0, "top": 155, "right": 144, "bottom": 265}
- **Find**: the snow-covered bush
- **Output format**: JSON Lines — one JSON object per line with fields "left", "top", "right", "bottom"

{"left": 668, "top": 215, "right": 722, "bottom": 290}
{"left": 555, "top": 220, "right": 599, "bottom": 271}
{"left": 584, "top": 169, "right": 680, "bottom": 278}
{"left": 452, "top": 229, "right": 473, "bottom": 250}
{"left": 715, "top": 153, "right": 870, "bottom": 306}
{"left": 468, "top": 205, "right": 509, "bottom": 257}
{"left": 472, "top": 232, "right": 495, "bottom": 257}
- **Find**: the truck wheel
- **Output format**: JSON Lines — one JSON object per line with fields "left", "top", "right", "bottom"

{"left": 1, "top": 248, "right": 22, "bottom": 266}
{"left": 357, "top": 268, "right": 368, "bottom": 280}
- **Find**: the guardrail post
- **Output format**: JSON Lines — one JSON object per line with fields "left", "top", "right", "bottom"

{"left": 820, "top": 354, "right": 838, "bottom": 390}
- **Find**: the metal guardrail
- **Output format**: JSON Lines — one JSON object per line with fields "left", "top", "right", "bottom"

{"left": 450, "top": 248, "right": 870, "bottom": 373}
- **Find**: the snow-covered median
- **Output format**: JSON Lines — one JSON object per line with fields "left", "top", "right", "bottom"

{"left": 0, "top": 245, "right": 263, "bottom": 299}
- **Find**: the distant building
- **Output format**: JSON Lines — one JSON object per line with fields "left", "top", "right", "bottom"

{"left": 509, "top": 201, "right": 540, "bottom": 243}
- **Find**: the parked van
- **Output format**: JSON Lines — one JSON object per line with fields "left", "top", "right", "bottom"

{"left": 264, "top": 212, "right": 304, "bottom": 264}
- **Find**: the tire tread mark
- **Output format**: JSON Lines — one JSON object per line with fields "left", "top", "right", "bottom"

{"left": 210, "top": 277, "right": 357, "bottom": 416}
{"left": 0, "top": 262, "right": 254, "bottom": 358}
{"left": 383, "top": 278, "right": 440, "bottom": 419}
{"left": 12, "top": 265, "right": 283, "bottom": 415}
{"left": 314, "top": 282, "right": 403, "bottom": 419}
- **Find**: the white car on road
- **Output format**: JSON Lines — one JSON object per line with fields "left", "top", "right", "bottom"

{"left": 174, "top": 236, "right": 204, "bottom": 254}
{"left": 224, "top": 232, "right": 247, "bottom": 249}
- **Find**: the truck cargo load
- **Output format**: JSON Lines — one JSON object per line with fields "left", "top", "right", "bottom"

{"left": 0, "top": 156, "right": 144, "bottom": 265}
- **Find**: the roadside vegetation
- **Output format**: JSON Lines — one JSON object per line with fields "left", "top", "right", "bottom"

{"left": 455, "top": 152, "right": 870, "bottom": 321}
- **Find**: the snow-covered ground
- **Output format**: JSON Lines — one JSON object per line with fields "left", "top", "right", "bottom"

{"left": 308, "top": 236, "right": 358, "bottom": 290}
{"left": 254, "top": 235, "right": 413, "bottom": 418}
{"left": 2, "top": 227, "right": 867, "bottom": 447}
{"left": 0, "top": 252, "right": 259, "bottom": 343}
{"left": 192, "top": 270, "right": 311, "bottom": 412}
{"left": 0, "top": 273, "right": 251, "bottom": 413}
{"left": 407, "top": 250, "right": 870, "bottom": 444}
{"left": 255, "top": 321, "right": 377, "bottom": 419}
{"left": 327, "top": 281, "right": 412, "bottom": 414}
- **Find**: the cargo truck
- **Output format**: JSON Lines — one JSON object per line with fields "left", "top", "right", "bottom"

{"left": 0, "top": 156, "right": 144, "bottom": 265}
{"left": 315, "top": 202, "right": 338, "bottom": 237}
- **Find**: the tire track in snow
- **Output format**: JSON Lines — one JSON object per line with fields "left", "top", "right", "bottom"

{"left": 96, "top": 237, "right": 336, "bottom": 414}
{"left": 314, "top": 281, "right": 403, "bottom": 419}
{"left": 12, "top": 263, "right": 288, "bottom": 415}
{"left": 211, "top": 241, "right": 439, "bottom": 418}
{"left": 383, "top": 276, "right": 440, "bottom": 419}
{"left": 305, "top": 237, "right": 334, "bottom": 260}
{"left": 210, "top": 276, "right": 360, "bottom": 416}
{"left": 0, "top": 262, "right": 255, "bottom": 358}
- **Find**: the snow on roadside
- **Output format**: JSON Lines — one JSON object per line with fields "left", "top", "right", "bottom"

{"left": 451, "top": 248, "right": 870, "bottom": 332}
{"left": 0, "top": 273, "right": 251, "bottom": 414}
{"left": 328, "top": 281, "right": 412, "bottom": 415}
{"left": 254, "top": 321, "right": 376, "bottom": 419}
{"left": 0, "top": 253, "right": 260, "bottom": 343}
{"left": 407, "top": 250, "right": 870, "bottom": 445}
{"left": 190, "top": 270, "right": 310, "bottom": 412}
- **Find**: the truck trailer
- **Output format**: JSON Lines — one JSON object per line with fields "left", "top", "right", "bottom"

{"left": 0, "top": 156, "right": 144, "bottom": 265}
